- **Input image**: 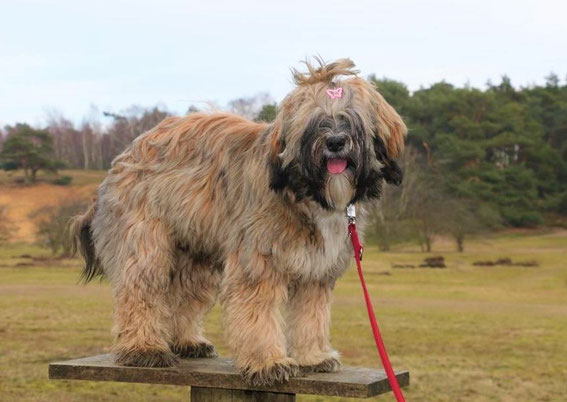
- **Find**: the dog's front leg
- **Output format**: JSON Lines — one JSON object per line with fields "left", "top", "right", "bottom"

{"left": 222, "top": 252, "right": 298, "bottom": 385}
{"left": 286, "top": 281, "right": 342, "bottom": 373}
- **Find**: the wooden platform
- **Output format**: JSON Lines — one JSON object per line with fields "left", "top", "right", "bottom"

{"left": 49, "top": 354, "right": 409, "bottom": 399}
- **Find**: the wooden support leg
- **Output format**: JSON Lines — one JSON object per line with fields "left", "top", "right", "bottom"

{"left": 190, "top": 386, "right": 295, "bottom": 402}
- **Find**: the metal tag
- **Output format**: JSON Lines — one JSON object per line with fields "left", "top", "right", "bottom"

{"left": 346, "top": 204, "right": 356, "bottom": 220}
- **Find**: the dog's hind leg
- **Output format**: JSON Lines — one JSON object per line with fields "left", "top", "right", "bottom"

{"left": 169, "top": 253, "right": 221, "bottom": 358}
{"left": 111, "top": 219, "right": 178, "bottom": 367}
{"left": 286, "top": 281, "right": 342, "bottom": 373}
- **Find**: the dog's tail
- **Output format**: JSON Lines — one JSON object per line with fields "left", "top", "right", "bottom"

{"left": 70, "top": 201, "right": 103, "bottom": 283}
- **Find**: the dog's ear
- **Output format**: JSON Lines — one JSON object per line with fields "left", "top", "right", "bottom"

{"left": 269, "top": 121, "right": 285, "bottom": 158}
{"left": 268, "top": 122, "right": 288, "bottom": 191}
{"left": 369, "top": 86, "right": 406, "bottom": 185}
{"left": 371, "top": 89, "right": 406, "bottom": 160}
{"left": 373, "top": 136, "right": 403, "bottom": 185}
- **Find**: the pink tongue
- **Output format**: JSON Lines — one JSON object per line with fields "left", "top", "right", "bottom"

{"left": 327, "top": 158, "right": 347, "bottom": 174}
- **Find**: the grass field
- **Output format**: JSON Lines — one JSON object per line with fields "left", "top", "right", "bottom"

{"left": 1, "top": 230, "right": 566, "bottom": 401}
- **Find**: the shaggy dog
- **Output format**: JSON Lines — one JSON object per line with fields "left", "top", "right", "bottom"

{"left": 72, "top": 58, "right": 406, "bottom": 385}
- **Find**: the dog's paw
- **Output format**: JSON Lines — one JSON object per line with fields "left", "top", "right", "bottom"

{"left": 300, "top": 356, "right": 342, "bottom": 373}
{"left": 242, "top": 357, "right": 299, "bottom": 386}
{"left": 172, "top": 342, "right": 218, "bottom": 358}
{"left": 115, "top": 349, "right": 178, "bottom": 367}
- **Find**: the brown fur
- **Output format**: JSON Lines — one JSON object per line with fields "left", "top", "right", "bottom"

{"left": 71, "top": 57, "right": 406, "bottom": 385}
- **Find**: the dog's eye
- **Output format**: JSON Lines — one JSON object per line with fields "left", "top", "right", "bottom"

{"left": 338, "top": 116, "right": 351, "bottom": 132}
{"left": 319, "top": 120, "right": 333, "bottom": 130}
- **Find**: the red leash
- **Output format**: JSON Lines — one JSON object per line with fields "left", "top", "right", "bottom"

{"left": 347, "top": 207, "right": 406, "bottom": 402}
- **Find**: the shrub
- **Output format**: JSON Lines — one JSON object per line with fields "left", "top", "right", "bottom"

{"left": 1, "top": 161, "right": 19, "bottom": 171}
{"left": 52, "top": 176, "right": 73, "bottom": 186}
{"left": 30, "top": 200, "right": 88, "bottom": 256}
{"left": 0, "top": 205, "right": 15, "bottom": 244}
{"left": 53, "top": 160, "right": 68, "bottom": 169}
{"left": 503, "top": 208, "right": 542, "bottom": 227}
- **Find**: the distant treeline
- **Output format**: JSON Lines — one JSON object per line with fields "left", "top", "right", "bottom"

{"left": 0, "top": 75, "right": 566, "bottom": 238}
{"left": 369, "top": 74, "right": 567, "bottom": 230}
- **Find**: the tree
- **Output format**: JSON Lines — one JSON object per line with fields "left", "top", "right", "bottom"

{"left": 0, "top": 124, "right": 56, "bottom": 183}
{"left": 371, "top": 147, "right": 502, "bottom": 252}
{"left": 441, "top": 199, "right": 501, "bottom": 252}
{"left": 31, "top": 200, "right": 89, "bottom": 256}
{"left": 369, "top": 76, "right": 411, "bottom": 112}
{"left": 405, "top": 175, "right": 447, "bottom": 252}
{"left": 372, "top": 148, "right": 422, "bottom": 250}
{"left": 228, "top": 92, "right": 273, "bottom": 120}
{"left": 102, "top": 106, "right": 172, "bottom": 168}
{"left": 187, "top": 105, "right": 200, "bottom": 114}
{"left": 256, "top": 103, "right": 277, "bottom": 123}
{"left": 47, "top": 113, "right": 83, "bottom": 169}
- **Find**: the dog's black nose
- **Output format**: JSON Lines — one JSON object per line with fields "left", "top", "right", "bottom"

{"left": 326, "top": 135, "right": 346, "bottom": 152}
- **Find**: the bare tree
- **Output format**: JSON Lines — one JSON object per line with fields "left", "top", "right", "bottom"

{"left": 85, "top": 105, "right": 104, "bottom": 169}
{"left": 228, "top": 92, "right": 273, "bottom": 120}
{"left": 372, "top": 147, "right": 502, "bottom": 252}
{"left": 372, "top": 147, "right": 442, "bottom": 251}
{"left": 103, "top": 106, "right": 172, "bottom": 167}
{"left": 47, "top": 112, "right": 79, "bottom": 167}
{"left": 441, "top": 199, "right": 502, "bottom": 252}
{"left": 372, "top": 150, "right": 417, "bottom": 250}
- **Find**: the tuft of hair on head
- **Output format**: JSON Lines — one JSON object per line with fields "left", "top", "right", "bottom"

{"left": 292, "top": 56, "right": 359, "bottom": 86}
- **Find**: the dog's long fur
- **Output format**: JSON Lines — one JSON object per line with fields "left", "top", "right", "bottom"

{"left": 71, "top": 57, "right": 406, "bottom": 385}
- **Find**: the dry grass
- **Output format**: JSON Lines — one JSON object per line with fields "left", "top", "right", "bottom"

{"left": 1, "top": 168, "right": 566, "bottom": 400}
{"left": 1, "top": 230, "right": 566, "bottom": 401}
{"left": 0, "top": 170, "right": 103, "bottom": 242}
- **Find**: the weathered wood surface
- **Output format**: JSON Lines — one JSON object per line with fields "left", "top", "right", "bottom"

{"left": 49, "top": 354, "right": 409, "bottom": 398}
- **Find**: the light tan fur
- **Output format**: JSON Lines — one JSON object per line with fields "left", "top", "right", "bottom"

{"left": 72, "top": 57, "right": 406, "bottom": 385}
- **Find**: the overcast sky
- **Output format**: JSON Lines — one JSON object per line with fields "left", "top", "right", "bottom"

{"left": 1, "top": 0, "right": 565, "bottom": 127}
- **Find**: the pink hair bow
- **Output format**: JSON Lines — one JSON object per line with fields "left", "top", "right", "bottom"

{"left": 326, "top": 87, "right": 343, "bottom": 99}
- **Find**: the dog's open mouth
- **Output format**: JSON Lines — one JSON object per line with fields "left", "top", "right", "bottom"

{"left": 326, "top": 158, "right": 348, "bottom": 174}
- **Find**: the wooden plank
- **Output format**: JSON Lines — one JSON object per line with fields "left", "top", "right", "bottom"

{"left": 191, "top": 386, "right": 295, "bottom": 401}
{"left": 49, "top": 354, "right": 409, "bottom": 398}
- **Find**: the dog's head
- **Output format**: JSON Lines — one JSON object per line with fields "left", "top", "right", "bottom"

{"left": 269, "top": 57, "right": 407, "bottom": 211}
